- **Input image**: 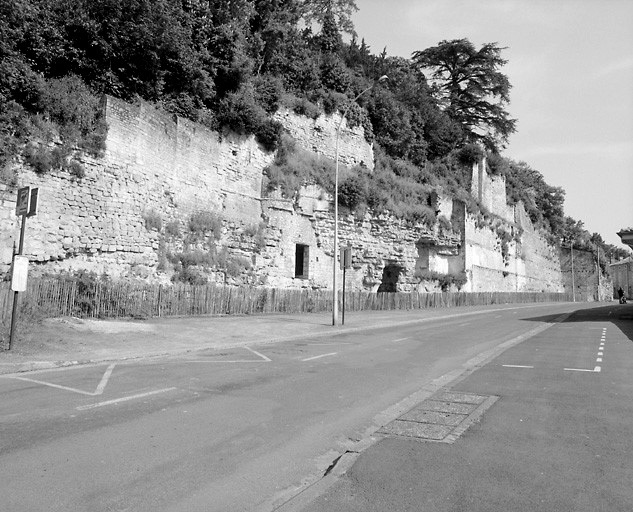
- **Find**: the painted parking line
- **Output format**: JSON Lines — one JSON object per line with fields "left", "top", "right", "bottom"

{"left": 3, "top": 363, "right": 117, "bottom": 396}
{"left": 564, "top": 367, "right": 601, "bottom": 373}
{"left": 310, "top": 342, "right": 352, "bottom": 346}
{"left": 301, "top": 352, "right": 337, "bottom": 362}
{"left": 186, "top": 346, "right": 271, "bottom": 363}
{"left": 502, "top": 364, "right": 534, "bottom": 369}
{"left": 76, "top": 387, "right": 178, "bottom": 410}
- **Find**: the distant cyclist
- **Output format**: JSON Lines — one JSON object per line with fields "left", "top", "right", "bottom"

{"left": 618, "top": 287, "right": 626, "bottom": 304}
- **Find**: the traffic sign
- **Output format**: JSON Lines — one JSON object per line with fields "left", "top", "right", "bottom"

{"left": 27, "top": 187, "right": 39, "bottom": 217}
{"left": 15, "top": 186, "right": 30, "bottom": 216}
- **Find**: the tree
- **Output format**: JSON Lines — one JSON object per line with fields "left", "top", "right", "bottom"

{"left": 299, "top": 0, "right": 358, "bottom": 36}
{"left": 412, "top": 38, "right": 516, "bottom": 151}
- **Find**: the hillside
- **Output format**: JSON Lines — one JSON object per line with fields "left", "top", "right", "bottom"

{"left": 1, "top": 0, "right": 628, "bottom": 278}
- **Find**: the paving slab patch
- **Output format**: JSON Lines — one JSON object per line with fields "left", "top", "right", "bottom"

{"left": 378, "top": 391, "right": 499, "bottom": 443}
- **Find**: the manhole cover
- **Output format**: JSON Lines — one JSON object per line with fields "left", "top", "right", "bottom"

{"left": 378, "top": 392, "right": 498, "bottom": 443}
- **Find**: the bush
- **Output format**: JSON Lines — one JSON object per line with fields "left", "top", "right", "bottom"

{"left": 416, "top": 270, "right": 468, "bottom": 291}
{"left": 142, "top": 209, "right": 162, "bottom": 231}
{"left": 24, "top": 144, "right": 53, "bottom": 174}
{"left": 455, "top": 144, "right": 484, "bottom": 167}
{"left": 253, "top": 75, "right": 283, "bottom": 114}
{"left": 172, "top": 266, "right": 208, "bottom": 285}
{"left": 68, "top": 160, "right": 86, "bottom": 179}
{"left": 338, "top": 174, "right": 367, "bottom": 209}
{"left": 165, "top": 220, "right": 181, "bottom": 238}
{"left": 254, "top": 119, "right": 283, "bottom": 152}
{"left": 188, "top": 210, "right": 222, "bottom": 240}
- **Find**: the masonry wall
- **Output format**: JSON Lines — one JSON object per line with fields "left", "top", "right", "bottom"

{"left": 463, "top": 161, "right": 565, "bottom": 293}
{"left": 0, "top": 96, "right": 378, "bottom": 286}
{"left": 609, "top": 259, "right": 632, "bottom": 299}
{"left": 1, "top": 97, "right": 567, "bottom": 295}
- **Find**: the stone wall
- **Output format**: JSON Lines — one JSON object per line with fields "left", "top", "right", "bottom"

{"left": 609, "top": 258, "right": 632, "bottom": 299}
{"left": 0, "top": 96, "right": 378, "bottom": 286}
{"left": 463, "top": 161, "right": 565, "bottom": 293}
{"left": 560, "top": 247, "right": 612, "bottom": 301}
{"left": 1, "top": 96, "right": 568, "bottom": 295}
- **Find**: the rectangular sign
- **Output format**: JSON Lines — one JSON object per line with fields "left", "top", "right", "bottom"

{"left": 27, "top": 187, "right": 39, "bottom": 217}
{"left": 15, "top": 186, "right": 30, "bottom": 216}
{"left": 340, "top": 247, "right": 352, "bottom": 270}
{"left": 11, "top": 255, "right": 29, "bottom": 292}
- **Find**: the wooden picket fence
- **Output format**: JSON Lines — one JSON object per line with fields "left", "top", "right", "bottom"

{"left": 0, "top": 278, "right": 574, "bottom": 322}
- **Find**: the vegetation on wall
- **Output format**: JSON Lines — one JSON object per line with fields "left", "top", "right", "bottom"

{"left": 1, "top": 0, "right": 619, "bottom": 265}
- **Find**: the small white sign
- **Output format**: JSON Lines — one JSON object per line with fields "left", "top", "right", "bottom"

{"left": 11, "top": 255, "right": 29, "bottom": 292}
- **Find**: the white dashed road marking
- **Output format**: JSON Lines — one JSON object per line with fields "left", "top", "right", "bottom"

{"left": 502, "top": 365, "right": 534, "bottom": 369}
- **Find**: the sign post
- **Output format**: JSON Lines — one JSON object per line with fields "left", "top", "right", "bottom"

{"left": 340, "top": 246, "right": 352, "bottom": 325}
{"left": 7, "top": 186, "right": 38, "bottom": 350}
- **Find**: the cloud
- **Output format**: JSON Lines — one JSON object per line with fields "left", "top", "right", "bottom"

{"left": 594, "top": 57, "right": 633, "bottom": 77}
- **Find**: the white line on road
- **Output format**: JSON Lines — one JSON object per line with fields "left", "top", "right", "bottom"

{"left": 309, "top": 342, "right": 352, "bottom": 345}
{"left": 594, "top": 366, "right": 601, "bottom": 372}
{"left": 564, "top": 367, "right": 600, "bottom": 373}
{"left": 7, "top": 363, "right": 117, "bottom": 396}
{"left": 76, "top": 387, "right": 178, "bottom": 410}
{"left": 244, "top": 346, "right": 272, "bottom": 361}
{"left": 598, "top": 351, "right": 603, "bottom": 356}
{"left": 186, "top": 346, "right": 271, "bottom": 363}
{"left": 391, "top": 337, "right": 410, "bottom": 342}
{"left": 596, "top": 358, "right": 602, "bottom": 362}
{"left": 502, "top": 365, "right": 534, "bottom": 368}
{"left": 301, "top": 352, "right": 337, "bottom": 362}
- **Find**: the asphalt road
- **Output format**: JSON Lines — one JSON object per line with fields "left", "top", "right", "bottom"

{"left": 299, "top": 303, "right": 633, "bottom": 512}
{"left": 1, "top": 302, "right": 626, "bottom": 511}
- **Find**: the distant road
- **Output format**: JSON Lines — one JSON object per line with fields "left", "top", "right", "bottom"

{"left": 0, "top": 302, "right": 610, "bottom": 512}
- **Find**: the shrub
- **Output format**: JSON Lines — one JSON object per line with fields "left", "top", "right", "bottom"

{"left": 25, "top": 144, "right": 53, "bottom": 174}
{"left": 253, "top": 75, "right": 283, "bottom": 114}
{"left": 416, "top": 270, "right": 468, "bottom": 291}
{"left": 437, "top": 214, "right": 452, "bottom": 232}
{"left": 68, "top": 160, "right": 86, "bottom": 179}
{"left": 172, "top": 266, "right": 208, "bottom": 285}
{"left": 254, "top": 119, "right": 283, "bottom": 152}
{"left": 225, "top": 255, "right": 252, "bottom": 277}
{"left": 338, "top": 174, "right": 367, "bottom": 210}
{"left": 188, "top": 210, "right": 222, "bottom": 240}
{"left": 455, "top": 143, "right": 484, "bottom": 167}
{"left": 165, "top": 220, "right": 181, "bottom": 238}
{"left": 170, "top": 249, "right": 215, "bottom": 268}
{"left": 142, "top": 209, "right": 162, "bottom": 231}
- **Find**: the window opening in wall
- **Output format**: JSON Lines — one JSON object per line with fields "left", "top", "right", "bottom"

{"left": 295, "top": 244, "right": 309, "bottom": 279}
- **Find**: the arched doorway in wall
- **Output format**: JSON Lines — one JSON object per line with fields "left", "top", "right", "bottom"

{"left": 377, "top": 263, "right": 404, "bottom": 293}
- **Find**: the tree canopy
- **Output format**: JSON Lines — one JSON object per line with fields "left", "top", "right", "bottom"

{"left": 412, "top": 39, "right": 517, "bottom": 152}
{"left": 1, "top": 0, "right": 608, "bottom": 254}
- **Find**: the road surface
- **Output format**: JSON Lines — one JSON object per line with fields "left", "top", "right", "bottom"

{"left": 2, "top": 302, "right": 628, "bottom": 511}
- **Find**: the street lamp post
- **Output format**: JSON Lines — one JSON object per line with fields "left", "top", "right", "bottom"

{"left": 570, "top": 241, "right": 576, "bottom": 302}
{"left": 332, "top": 75, "right": 387, "bottom": 326}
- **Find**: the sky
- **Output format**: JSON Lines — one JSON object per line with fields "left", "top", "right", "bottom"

{"left": 352, "top": 0, "right": 633, "bottom": 250}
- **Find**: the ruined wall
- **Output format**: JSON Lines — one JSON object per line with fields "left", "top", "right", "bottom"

{"left": 1, "top": 97, "right": 567, "bottom": 295}
{"left": 609, "top": 258, "right": 632, "bottom": 299}
{"left": 0, "top": 96, "right": 378, "bottom": 285}
{"left": 463, "top": 161, "right": 565, "bottom": 293}
{"left": 560, "top": 248, "right": 612, "bottom": 301}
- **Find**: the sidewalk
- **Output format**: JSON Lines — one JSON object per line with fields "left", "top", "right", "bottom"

{"left": 0, "top": 303, "right": 540, "bottom": 374}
